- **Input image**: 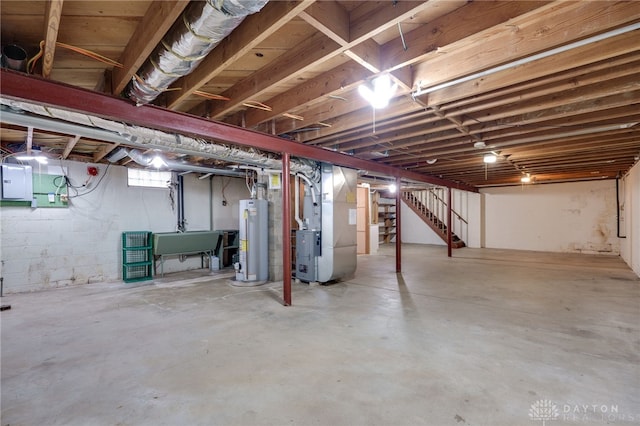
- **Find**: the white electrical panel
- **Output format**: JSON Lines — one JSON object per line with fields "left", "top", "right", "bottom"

{"left": 1, "top": 164, "right": 33, "bottom": 200}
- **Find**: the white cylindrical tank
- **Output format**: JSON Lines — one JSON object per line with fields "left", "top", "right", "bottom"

{"left": 236, "top": 198, "right": 268, "bottom": 282}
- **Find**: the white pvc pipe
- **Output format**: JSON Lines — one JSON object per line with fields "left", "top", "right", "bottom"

{"left": 412, "top": 22, "right": 640, "bottom": 98}
{"left": 294, "top": 175, "right": 304, "bottom": 230}
{"left": 296, "top": 173, "right": 318, "bottom": 205}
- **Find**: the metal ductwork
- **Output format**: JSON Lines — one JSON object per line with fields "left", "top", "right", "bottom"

{"left": 126, "top": 0, "right": 268, "bottom": 105}
{"left": 0, "top": 99, "right": 321, "bottom": 182}
{"left": 124, "top": 148, "right": 246, "bottom": 177}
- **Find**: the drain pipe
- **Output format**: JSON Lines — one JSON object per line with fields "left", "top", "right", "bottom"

{"left": 177, "top": 174, "right": 186, "bottom": 232}
{"left": 294, "top": 175, "right": 304, "bottom": 230}
{"left": 209, "top": 175, "right": 214, "bottom": 231}
{"left": 296, "top": 173, "right": 318, "bottom": 206}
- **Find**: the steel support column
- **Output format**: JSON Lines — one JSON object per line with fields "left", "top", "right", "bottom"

{"left": 395, "top": 176, "right": 402, "bottom": 273}
{"left": 447, "top": 187, "right": 453, "bottom": 258}
{"left": 282, "top": 152, "right": 292, "bottom": 306}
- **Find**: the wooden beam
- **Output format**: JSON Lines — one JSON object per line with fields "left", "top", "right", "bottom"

{"left": 461, "top": 76, "right": 640, "bottom": 128}
{"left": 205, "top": 32, "right": 342, "bottom": 119}
{"left": 1, "top": 70, "right": 478, "bottom": 192}
{"left": 345, "top": 39, "right": 381, "bottom": 73}
{"left": 277, "top": 3, "right": 547, "bottom": 138}
{"left": 412, "top": 1, "right": 640, "bottom": 94}
{"left": 427, "top": 31, "right": 640, "bottom": 108}
{"left": 296, "top": 95, "right": 423, "bottom": 143}
{"left": 381, "top": 1, "right": 550, "bottom": 73}
{"left": 166, "top": 0, "right": 315, "bottom": 109}
{"left": 93, "top": 143, "right": 119, "bottom": 163}
{"left": 200, "top": 1, "right": 437, "bottom": 120}
{"left": 276, "top": 96, "right": 372, "bottom": 136}
{"left": 62, "top": 134, "right": 80, "bottom": 159}
{"left": 308, "top": 56, "right": 640, "bottom": 150}
{"left": 112, "top": 0, "right": 189, "bottom": 95}
{"left": 242, "top": 61, "right": 371, "bottom": 127}
{"left": 42, "top": 0, "right": 64, "bottom": 79}
{"left": 349, "top": 1, "right": 434, "bottom": 44}
{"left": 298, "top": 1, "right": 349, "bottom": 44}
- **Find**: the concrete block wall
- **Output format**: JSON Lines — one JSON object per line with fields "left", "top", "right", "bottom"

{"left": 267, "top": 187, "right": 283, "bottom": 282}
{"left": 1, "top": 161, "right": 173, "bottom": 292}
{"left": 0, "top": 160, "right": 250, "bottom": 293}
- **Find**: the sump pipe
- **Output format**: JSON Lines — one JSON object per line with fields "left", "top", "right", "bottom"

{"left": 294, "top": 175, "right": 304, "bottom": 230}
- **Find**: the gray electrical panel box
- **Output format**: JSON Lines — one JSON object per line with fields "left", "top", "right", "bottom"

{"left": 1, "top": 164, "right": 33, "bottom": 200}
{"left": 296, "top": 230, "right": 321, "bottom": 282}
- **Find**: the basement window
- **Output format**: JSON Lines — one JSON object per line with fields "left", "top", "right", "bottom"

{"left": 127, "top": 169, "right": 171, "bottom": 188}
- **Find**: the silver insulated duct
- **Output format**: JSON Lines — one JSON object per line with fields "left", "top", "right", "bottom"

{"left": 127, "top": 0, "right": 268, "bottom": 105}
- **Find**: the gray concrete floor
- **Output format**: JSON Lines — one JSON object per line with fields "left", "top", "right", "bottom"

{"left": 1, "top": 244, "right": 639, "bottom": 426}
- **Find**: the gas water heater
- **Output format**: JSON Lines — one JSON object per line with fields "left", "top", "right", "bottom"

{"left": 235, "top": 198, "right": 268, "bottom": 282}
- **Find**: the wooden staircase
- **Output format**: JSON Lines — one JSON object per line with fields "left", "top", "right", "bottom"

{"left": 402, "top": 190, "right": 466, "bottom": 248}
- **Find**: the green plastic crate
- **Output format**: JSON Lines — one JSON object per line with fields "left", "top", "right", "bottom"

{"left": 122, "top": 263, "right": 153, "bottom": 283}
{"left": 122, "top": 231, "right": 153, "bottom": 283}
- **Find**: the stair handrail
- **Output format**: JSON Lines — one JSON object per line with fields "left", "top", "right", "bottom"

{"left": 403, "top": 189, "right": 468, "bottom": 224}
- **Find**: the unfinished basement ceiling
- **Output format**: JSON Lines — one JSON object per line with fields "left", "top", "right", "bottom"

{"left": 1, "top": 1, "right": 639, "bottom": 188}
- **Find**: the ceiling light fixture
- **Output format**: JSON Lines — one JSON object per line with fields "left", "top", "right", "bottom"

{"left": 358, "top": 74, "right": 397, "bottom": 109}
{"left": 521, "top": 174, "right": 531, "bottom": 183}
{"left": 483, "top": 153, "right": 497, "bottom": 164}
{"left": 150, "top": 155, "right": 167, "bottom": 169}
{"left": 16, "top": 151, "right": 48, "bottom": 164}
{"left": 388, "top": 183, "right": 397, "bottom": 193}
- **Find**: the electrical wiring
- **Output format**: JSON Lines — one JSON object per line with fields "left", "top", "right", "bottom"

{"left": 28, "top": 41, "right": 124, "bottom": 74}
{"left": 53, "top": 160, "right": 111, "bottom": 199}
{"left": 26, "top": 41, "right": 44, "bottom": 74}
{"left": 221, "top": 176, "right": 231, "bottom": 205}
{"left": 70, "top": 163, "right": 110, "bottom": 198}
{"left": 55, "top": 42, "right": 123, "bottom": 68}
{"left": 25, "top": 42, "right": 187, "bottom": 96}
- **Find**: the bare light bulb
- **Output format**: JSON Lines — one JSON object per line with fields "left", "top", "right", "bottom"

{"left": 483, "top": 154, "right": 497, "bottom": 164}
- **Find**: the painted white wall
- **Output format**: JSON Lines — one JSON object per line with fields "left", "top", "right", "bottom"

{"left": 463, "top": 190, "right": 482, "bottom": 248}
{"left": 397, "top": 189, "right": 481, "bottom": 248}
{"left": 481, "top": 180, "right": 620, "bottom": 254}
{"left": 369, "top": 224, "right": 379, "bottom": 254}
{"left": 620, "top": 161, "right": 640, "bottom": 276}
{"left": 0, "top": 161, "right": 249, "bottom": 293}
{"left": 400, "top": 201, "right": 445, "bottom": 245}
{"left": 211, "top": 175, "right": 251, "bottom": 230}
